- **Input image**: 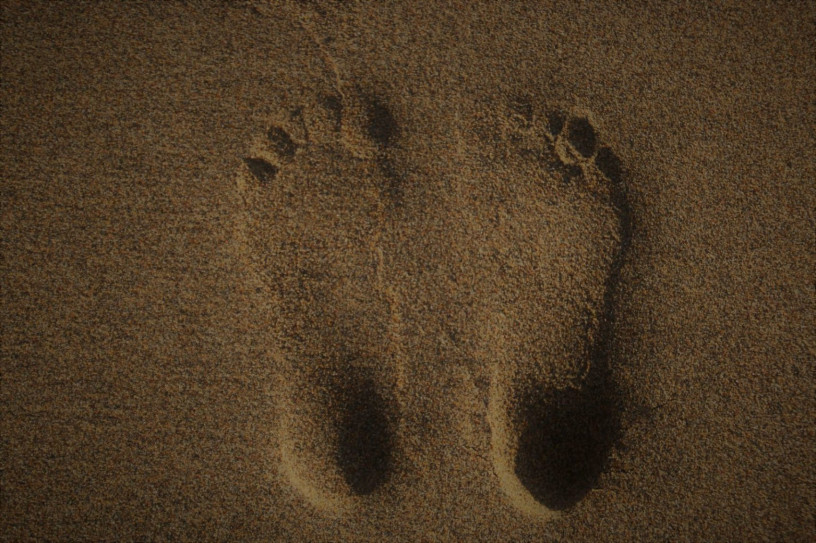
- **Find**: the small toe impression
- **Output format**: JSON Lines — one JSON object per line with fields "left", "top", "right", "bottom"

{"left": 566, "top": 117, "right": 597, "bottom": 158}
{"left": 546, "top": 109, "right": 566, "bottom": 137}
{"left": 267, "top": 126, "right": 298, "bottom": 159}
{"left": 319, "top": 93, "right": 343, "bottom": 131}
{"left": 242, "top": 124, "right": 300, "bottom": 185}
{"left": 514, "top": 384, "right": 619, "bottom": 510}
{"left": 509, "top": 95, "right": 534, "bottom": 127}
{"left": 242, "top": 157, "right": 278, "bottom": 184}
{"left": 335, "top": 370, "right": 396, "bottom": 495}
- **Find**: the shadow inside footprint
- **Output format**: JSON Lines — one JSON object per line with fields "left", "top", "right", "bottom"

{"left": 335, "top": 370, "right": 395, "bottom": 495}
{"left": 242, "top": 157, "right": 278, "bottom": 184}
{"left": 566, "top": 117, "right": 597, "bottom": 158}
{"left": 514, "top": 375, "right": 620, "bottom": 510}
{"left": 365, "top": 96, "right": 398, "bottom": 147}
{"left": 361, "top": 95, "right": 406, "bottom": 206}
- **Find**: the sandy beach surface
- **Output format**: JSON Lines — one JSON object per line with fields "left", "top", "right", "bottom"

{"left": 2, "top": 1, "right": 814, "bottom": 541}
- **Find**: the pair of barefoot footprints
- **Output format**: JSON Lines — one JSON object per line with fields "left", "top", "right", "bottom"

{"left": 239, "top": 91, "right": 627, "bottom": 517}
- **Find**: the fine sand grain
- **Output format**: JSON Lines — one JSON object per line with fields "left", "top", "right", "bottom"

{"left": 2, "top": 1, "right": 814, "bottom": 541}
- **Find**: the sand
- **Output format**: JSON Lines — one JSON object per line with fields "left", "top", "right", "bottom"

{"left": 1, "top": 1, "right": 814, "bottom": 541}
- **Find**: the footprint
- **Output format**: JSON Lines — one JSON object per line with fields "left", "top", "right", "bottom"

{"left": 237, "top": 89, "right": 406, "bottom": 511}
{"left": 460, "top": 96, "right": 629, "bottom": 518}
{"left": 237, "top": 86, "right": 630, "bottom": 519}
